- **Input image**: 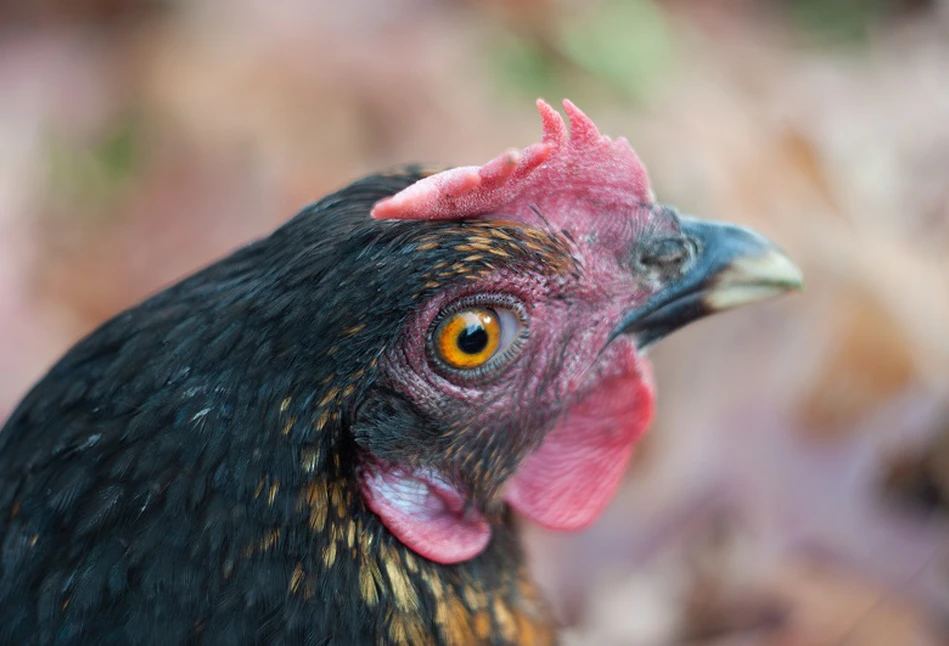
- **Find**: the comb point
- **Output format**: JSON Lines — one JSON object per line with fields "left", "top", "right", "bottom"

{"left": 443, "top": 168, "right": 482, "bottom": 197}
{"left": 517, "top": 142, "right": 553, "bottom": 177}
{"left": 479, "top": 148, "right": 521, "bottom": 185}
{"left": 370, "top": 196, "right": 398, "bottom": 219}
{"left": 536, "top": 99, "right": 567, "bottom": 146}
{"left": 562, "top": 99, "right": 602, "bottom": 146}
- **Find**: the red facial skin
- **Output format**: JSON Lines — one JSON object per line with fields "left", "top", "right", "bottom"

{"left": 504, "top": 338, "right": 655, "bottom": 532}
{"left": 362, "top": 100, "right": 676, "bottom": 564}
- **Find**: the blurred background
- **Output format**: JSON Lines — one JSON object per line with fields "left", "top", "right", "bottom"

{"left": 1, "top": 0, "right": 948, "bottom": 643}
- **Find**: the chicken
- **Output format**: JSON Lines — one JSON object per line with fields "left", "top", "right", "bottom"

{"left": 0, "top": 99, "right": 801, "bottom": 645}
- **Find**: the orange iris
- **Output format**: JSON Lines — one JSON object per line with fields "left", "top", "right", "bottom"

{"left": 434, "top": 308, "right": 501, "bottom": 370}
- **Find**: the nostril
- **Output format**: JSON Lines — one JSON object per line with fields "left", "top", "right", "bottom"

{"left": 639, "top": 237, "right": 691, "bottom": 271}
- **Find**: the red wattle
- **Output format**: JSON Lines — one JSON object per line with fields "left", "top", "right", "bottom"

{"left": 504, "top": 344, "right": 654, "bottom": 530}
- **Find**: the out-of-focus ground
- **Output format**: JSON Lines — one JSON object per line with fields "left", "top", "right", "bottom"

{"left": 1, "top": 0, "right": 947, "bottom": 643}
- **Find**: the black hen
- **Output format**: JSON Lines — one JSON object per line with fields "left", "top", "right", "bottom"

{"left": 0, "top": 100, "right": 801, "bottom": 645}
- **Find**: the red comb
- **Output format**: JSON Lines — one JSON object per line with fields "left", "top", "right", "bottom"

{"left": 371, "top": 99, "right": 652, "bottom": 222}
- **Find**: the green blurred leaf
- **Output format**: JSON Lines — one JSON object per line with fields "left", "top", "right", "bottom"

{"left": 492, "top": 33, "right": 565, "bottom": 100}
{"left": 791, "top": 0, "right": 889, "bottom": 44}
{"left": 97, "top": 120, "right": 139, "bottom": 182}
{"left": 46, "top": 118, "right": 142, "bottom": 218}
{"left": 490, "top": 0, "right": 674, "bottom": 101}
{"left": 559, "top": 0, "right": 674, "bottom": 99}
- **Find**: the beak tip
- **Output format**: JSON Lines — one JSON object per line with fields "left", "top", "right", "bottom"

{"left": 703, "top": 248, "right": 804, "bottom": 312}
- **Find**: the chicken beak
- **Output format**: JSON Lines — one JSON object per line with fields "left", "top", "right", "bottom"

{"left": 613, "top": 216, "right": 804, "bottom": 348}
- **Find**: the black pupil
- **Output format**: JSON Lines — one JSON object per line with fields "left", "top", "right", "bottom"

{"left": 457, "top": 323, "right": 489, "bottom": 355}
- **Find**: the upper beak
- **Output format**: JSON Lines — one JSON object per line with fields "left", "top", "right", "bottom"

{"left": 613, "top": 215, "right": 804, "bottom": 348}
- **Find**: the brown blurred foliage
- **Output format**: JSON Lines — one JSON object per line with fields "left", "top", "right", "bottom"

{"left": 1, "top": 0, "right": 947, "bottom": 643}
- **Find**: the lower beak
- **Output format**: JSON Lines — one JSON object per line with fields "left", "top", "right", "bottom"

{"left": 614, "top": 216, "right": 804, "bottom": 348}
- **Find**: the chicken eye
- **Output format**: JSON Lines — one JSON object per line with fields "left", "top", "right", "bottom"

{"left": 432, "top": 306, "right": 522, "bottom": 372}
